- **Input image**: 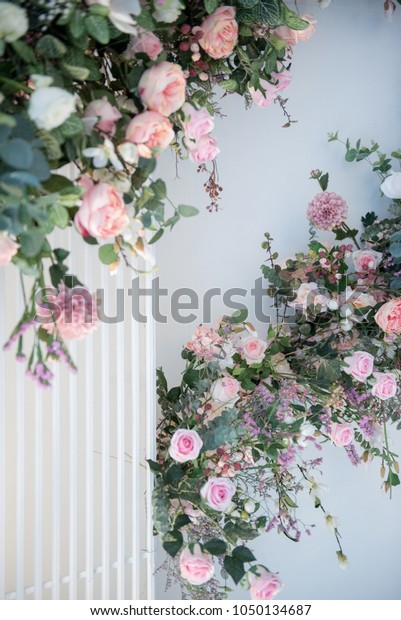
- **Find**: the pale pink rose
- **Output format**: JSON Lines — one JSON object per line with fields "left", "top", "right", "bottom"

{"left": 289, "top": 282, "right": 329, "bottom": 311}
{"left": 272, "top": 69, "right": 292, "bottom": 92}
{"left": 375, "top": 299, "right": 401, "bottom": 334}
{"left": 343, "top": 351, "right": 374, "bottom": 382}
{"left": 248, "top": 79, "right": 278, "bottom": 108}
{"left": 125, "top": 29, "right": 163, "bottom": 61}
{"left": 169, "top": 429, "right": 203, "bottom": 463}
{"left": 181, "top": 102, "right": 214, "bottom": 141}
{"left": 371, "top": 372, "right": 397, "bottom": 400}
{"left": 196, "top": 6, "right": 238, "bottom": 59}
{"left": 138, "top": 61, "right": 186, "bottom": 116}
{"left": 247, "top": 566, "right": 283, "bottom": 601}
{"left": 211, "top": 376, "right": 241, "bottom": 403}
{"left": 352, "top": 249, "right": 382, "bottom": 272}
{"left": 274, "top": 15, "right": 316, "bottom": 45}
{"left": 75, "top": 182, "right": 128, "bottom": 239}
{"left": 186, "top": 134, "right": 220, "bottom": 163}
{"left": 241, "top": 335, "right": 267, "bottom": 365}
{"left": 200, "top": 476, "right": 236, "bottom": 512}
{"left": 125, "top": 111, "right": 175, "bottom": 158}
{"left": 329, "top": 422, "right": 354, "bottom": 447}
{"left": 0, "top": 232, "right": 19, "bottom": 266}
{"left": 37, "top": 284, "right": 99, "bottom": 340}
{"left": 186, "top": 325, "right": 223, "bottom": 361}
{"left": 182, "top": 501, "right": 202, "bottom": 518}
{"left": 83, "top": 97, "right": 122, "bottom": 137}
{"left": 179, "top": 544, "right": 214, "bottom": 585}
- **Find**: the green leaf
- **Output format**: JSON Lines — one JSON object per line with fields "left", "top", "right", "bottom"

{"left": 99, "top": 243, "right": 118, "bottom": 265}
{"left": 85, "top": 14, "right": 110, "bottom": 44}
{"left": 83, "top": 235, "right": 98, "bottom": 246}
{"left": 36, "top": 35, "right": 67, "bottom": 59}
{"left": 345, "top": 149, "right": 357, "bottom": 162}
{"left": 61, "top": 62, "right": 90, "bottom": 81}
{"left": 219, "top": 79, "right": 238, "bottom": 92}
{"left": 152, "top": 486, "right": 171, "bottom": 535}
{"left": 148, "top": 228, "right": 164, "bottom": 245}
{"left": 50, "top": 203, "right": 69, "bottom": 229}
{"left": 150, "top": 179, "right": 167, "bottom": 199}
{"left": 11, "top": 40, "right": 37, "bottom": 64}
{"left": 204, "top": 0, "right": 219, "bottom": 13}
{"left": 165, "top": 464, "right": 185, "bottom": 484}
{"left": 223, "top": 555, "right": 245, "bottom": 585}
{"left": 64, "top": 274, "right": 83, "bottom": 288}
{"left": 167, "top": 386, "right": 181, "bottom": 403}
{"left": 203, "top": 538, "right": 227, "bottom": 556}
{"left": 147, "top": 459, "right": 162, "bottom": 473}
{"left": 230, "top": 308, "right": 248, "bottom": 324}
{"left": 239, "top": 0, "right": 281, "bottom": 25}
{"left": 282, "top": 5, "right": 309, "bottom": 30}
{"left": 183, "top": 368, "right": 200, "bottom": 388}
{"left": 68, "top": 9, "right": 86, "bottom": 38}
{"left": 54, "top": 248, "right": 69, "bottom": 263}
{"left": 58, "top": 115, "right": 85, "bottom": 139}
{"left": 162, "top": 529, "right": 183, "bottom": 558}
{"left": 319, "top": 172, "right": 329, "bottom": 191}
{"left": 174, "top": 514, "right": 191, "bottom": 529}
{"left": 390, "top": 243, "right": 401, "bottom": 258}
{"left": 388, "top": 471, "right": 400, "bottom": 487}
{"left": 38, "top": 130, "right": 63, "bottom": 161}
{"left": 178, "top": 204, "right": 199, "bottom": 218}
{"left": 1, "top": 138, "right": 33, "bottom": 170}
{"left": 232, "top": 545, "right": 256, "bottom": 563}
{"left": 136, "top": 9, "right": 156, "bottom": 31}
{"left": 19, "top": 231, "right": 45, "bottom": 258}
{"left": 50, "top": 263, "right": 68, "bottom": 288}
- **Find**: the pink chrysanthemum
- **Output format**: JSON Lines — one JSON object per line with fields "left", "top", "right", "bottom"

{"left": 36, "top": 284, "right": 99, "bottom": 340}
{"left": 186, "top": 325, "right": 223, "bottom": 361}
{"left": 307, "top": 191, "right": 348, "bottom": 230}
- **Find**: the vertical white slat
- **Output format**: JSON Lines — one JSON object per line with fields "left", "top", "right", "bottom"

{"left": 101, "top": 266, "right": 110, "bottom": 599}
{"left": 131, "top": 284, "right": 140, "bottom": 599}
{"left": 85, "top": 243, "right": 94, "bottom": 600}
{"left": 116, "top": 267, "right": 125, "bottom": 599}
{"left": 15, "top": 283, "right": 25, "bottom": 599}
{"left": 0, "top": 268, "right": 6, "bottom": 599}
{"left": 34, "top": 388, "right": 43, "bottom": 599}
{"left": 69, "top": 231, "right": 78, "bottom": 599}
{"left": 51, "top": 369, "right": 61, "bottom": 599}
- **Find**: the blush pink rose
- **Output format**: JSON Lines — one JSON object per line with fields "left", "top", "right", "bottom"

{"left": 83, "top": 98, "right": 122, "bottom": 137}
{"left": 186, "top": 134, "right": 220, "bottom": 163}
{"left": 75, "top": 182, "right": 128, "bottom": 239}
{"left": 371, "top": 372, "right": 397, "bottom": 400}
{"left": 181, "top": 102, "right": 214, "bottom": 141}
{"left": 126, "top": 29, "right": 163, "bottom": 61}
{"left": 247, "top": 566, "right": 283, "bottom": 601}
{"left": 0, "top": 232, "right": 19, "bottom": 266}
{"left": 169, "top": 429, "right": 203, "bottom": 463}
{"left": 329, "top": 422, "right": 354, "bottom": 447}
{"left": 352, "top": 249, "right": 382, "bottom": 272}
{"left": 200, "top": 476, "right": 236, "bottom": 512}
{"left": 138, "top": 61, "right": 186, "bottom": 116}
{"left": 274, "top": 15, "right": 316, "bottom": 45}
{"left": 179, "top": 544, "right": 214, "bottom": 585}
{"left": 211, "top": 376, "right": 241, "bottom": 403}
{"left": 343, "top": 351, "right": 374, "bottom": 382}
{"left": 196, "top": 6, "right": 238, "bottom": 59}
{"left": 248, "top": 79, "right": 278, "bottom": 108}
{"left": 272, "top": 69, "right": 292, "bottom": 92}
{"left": 241, "top": 335, "right": 267, "bottom": 365}
{"left": 125, "top": 111, "right": 175, "bottom": 158}
{"left": 375, "top": 299, "right": 401, "bottom": 334}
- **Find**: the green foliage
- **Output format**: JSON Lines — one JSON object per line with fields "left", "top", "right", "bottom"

{"left": 152, "top": 485, "right": 171, "bottom": 535}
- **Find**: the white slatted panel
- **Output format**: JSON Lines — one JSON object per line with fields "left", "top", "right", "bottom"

{"left": 0, "top": 231, "right": 155, "bottom": 600}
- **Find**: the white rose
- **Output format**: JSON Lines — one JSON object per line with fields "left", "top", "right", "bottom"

{"left": 0, "top": 2, "right": 28, "bottom": 42}
{"left": 28, "top": 87, "right": 76, "bottom": 131}
{"left": 153, "top": 0, "right": 183, "bottom": 23}
{"left": 211, "top": 376, "right": 241, "bottom": 404}
{"left": 381, "top": 172, "right": 401, "bottom": 199}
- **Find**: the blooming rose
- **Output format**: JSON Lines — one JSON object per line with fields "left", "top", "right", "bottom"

{"left": 289, "top": 282, "right": 328, "bottom": 311}
{"left": 181, "top": 103, "right": 214, "bottom": 141}
{"left": 351, "top": 291, "right": 377, "bottom": 309}
{"left": 197, "top": 6, "right": 238, "bottom": 60}
{"left": 211, "top": 376, "right": 241, "bottom": 403}
{"left": 371, "top": 372, "right": 397, "bottom": 400}
{"left": 241, "top": 335, "right": 267, "bottom": 365}
{"left": 168, "top": 429, "right": 203, "bottom": 463}
{"left": 381, "top": 172, "right": 401, "bottom": 199}
{"left": 352, "top": 249, "right": 382, "bottom": 272}
{"left": 249, "top": 79, "right": 279, "bottom": 108}
{"left": 0, "top": 2, "right": 28, "bottom": 42}
{"left": 138, "top": 61, "right": 186, "bottom": 116}
{"left": 375, "top": 299, "right": 401, "bottom": 334}
{"left": 343, "top": 351, "right": 374, "bottom": 382}
{"left": 247, "top": 566, "right": 283, "bottom": 601}
{"left": 274, "top": 15, "right": 316, "bottom": 45}
{"left": 200, "top": 477, "right": 236, "bottom": 512}
{"left": 83, "top": 98, "right": 122, "bottom": 137}
{"left": 0, "top": 232, "right": 19, "bottom": 266}
{"left": 179, "top": 544, "right": 214, "bottom": 585}
{"left": 186, "top": 134, "right": 220, "bottom": 163}
{"left": 28, "top": 87, "right": 76, "bottom": 131}
{"left": 75, "top": 182, "right": 128, "bottom": 239}
{"left": 329, "top": 422, "right": 354, "bottom": 447}
{"left": 153, "top": 0, "right": 183, "bottom": 23}
{"left": 125, "top": 29, "right": 163, "bottom": 60}
{"left": 273, "top": 69, "right": 292, "bottom": 92}
{"left": 125, "top": 111, "right": 174, "bottom": 158}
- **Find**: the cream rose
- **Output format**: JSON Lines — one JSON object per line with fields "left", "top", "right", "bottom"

{"left": 75, "top": 182, "right": 128, "bottom": 239}
{"left": 28, "top": 87, "right": 76, "bottom": 131}
{"left": 381, "top": 172, "right": 401, "bottom": 199}
{"left": 241, "top": 335, "right": 267, "bottom": 365}
{"left": 200, "top": 477, "right": 236, "bottom": 512}
{"left": 247, "top": 566, "right": 283, "bottom": 601}
{"left": 138, "top": 61, "right": 186, "bottom": 116}
{"left": 197, "top": 6, "right": 238, "bottom": 60}
{"left": 179, "top": 544, "right": 214, "bottom": 585}
{"left": 375, "top": 299, "right": 401, "bottom": 334}
{"left": 343, "top": 351, "right": 374, "bottom": 382}
{"left": 371, "top": 372, "right": 397, "bottom": 400}
{"left": 211, "top": 376, "right": 241, "bottom": 404}
{"left": 0, "top": 232, "right": 19, "bottom": 266}
{"left": 168, "top": 429, "right": 203, "bottom": 463}
{"left": 0, "top": 2, "right": 28, "bottom": 42}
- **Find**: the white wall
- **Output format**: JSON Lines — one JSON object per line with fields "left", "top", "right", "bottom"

{"left": 155, "top": 0, "right": 401, "bottom": 599}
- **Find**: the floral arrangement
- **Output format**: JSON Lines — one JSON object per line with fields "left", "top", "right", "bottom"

{"left": 0, "top": 0, "right": 317, "bottom": 386}
{"left": 152, "top": 136, "right": 401, "bottom": 600}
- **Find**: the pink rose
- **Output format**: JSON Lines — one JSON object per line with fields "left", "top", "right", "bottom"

{"left": 138, "top": 61, "right": 186, "bottom": 116}
{"left": 0, "top": 232, "right": 19, "bottom": 266}
{"left": 169, "top": 429, "right": 203, "bottom": 463}
{"left": 247, "top": 566, "right": 283, "bottom": 601}
{"left": 197, "top": 6, "right": 238, "bottom": 59}
{"left": 179, "top": 544, "right": 214, "bottom": 585}
{"left": 371, "top": 372, "right": 397, "bottom": 400}
{"left": 343, "top": 351, "right": 374, "bottom": 382}
{"left": 125, "top": 29, "right": 163, "bottom": 61}
{"left": 201, "top": 476, "right": 236, "bottom": 512}
{"left": 241, "top": 335, "right": 267, "bottom": 365}
{"left": 375, "top": 299, "right": 401, "bottom": 334}
{"left": 211, "top": 376, "right": 241, "bottom": 403}
{"left": 181, "top": 103, "right": 214, "bottom": 141}
{"left": 352, "top": 249, "right": 382, "bottom": 272}
{"left": 83, "top": 97, "right": 122, "bottom": 137}
{"left": 248, "top": 79, "right": 278, "bottom": 108}
{"left": 273, "top": 69, "right": 292, "bottom": 92}
{"left": 329, "top": 422, "right": 354, "bottom": 447}
{"left": 186, "top": 134, "right": 220, "bottom": 163}
{"left": 274, "top": 15, "right": 316, "bottom": 45}
{"left": 75, "top": 182, "right": 128, "bottom": 239}
{"left": 125, "top": 111, "right": 175, "bottom": 158}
